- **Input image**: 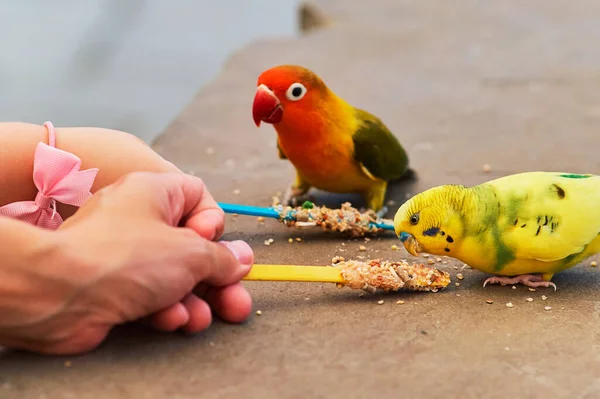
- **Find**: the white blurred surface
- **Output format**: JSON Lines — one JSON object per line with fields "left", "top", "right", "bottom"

{"left": 0, "top": 0, "right": 298, "bottom": 141}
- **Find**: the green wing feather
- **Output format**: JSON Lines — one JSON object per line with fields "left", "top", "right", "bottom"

{"left": 352, "top": 108, "right": 409, "bottom": 181}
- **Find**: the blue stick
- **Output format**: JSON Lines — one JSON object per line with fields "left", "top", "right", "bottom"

{"left": 217, "top": 202, "right": 280, "bottom": 219}
{"left": 371, "top": 221, "right": 395, "bottom": 231}
{"left": 217, "top": 202, "right": 395, "bottom": 231}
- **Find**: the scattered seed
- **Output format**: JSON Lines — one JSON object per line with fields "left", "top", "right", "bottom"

{"left": 391, "top": 244, "right": 399, "bottom": 250}
{"left": 423, "top": 254, "right": 430, "bottom": 258}
{"left": 387, "top": 200, "right": 396, "bottom": 206}
{"left": 268, "top": 238, "right": 274, "bottom": 243}
{"left": 232, "top": 213, "right": 238, "bottom": 218}
{"left": 541, "top": 295, "right": 548, "bottom": 300}
{"left": 462, "top": 264, "right": 471, "bottom": 269}
{"left": 288, "top": 238, "right": 293, "bottom": 243}
{"left": 257, "top": 216, "right": 265, "bottom": 223}
{"left": 526, "top": 297, "right": 533, "bottom": 302}
{"left": 455, "top": 282, "right": 460, "bottom": 287}
{"left": 396, "top": 300, "right": 405, "bottom": 304}
{"left": 486, "top": 299, "right": 494, "bottom": 304}
{"left": 295, "top": 237, "right": 302, "bottom": 242}
{"left": 224, "top": 159, "right": 235, "bottom": 168}
{"left": 435, "top": 257, "right": 442, "bottom": 262}
{"left": 544, "top": 306, "right": 552, "bottom": 311}
{"left": 364, "top": 238, "right": 371, "bottom": 242}
{"left": 506, "top": 302, "right": 514, "bottom": 308}
{"left": 453, "top": 266, "right": 459, "bottom": 270}
{"left": 427, "top": 259, "right": 435, "bottom": 265}
{"left": 456, "top": 273, "right": 464, "bottom": 280}
{"left": 256, "top": 310, "right": 262, "bottom": 315}
{"left": 359, "top": 245, "right": 367, "bottom": 251}
{"left": 377, "top": 300, "right": 385, "bottom": 305}
{"left": 529, "top": 288, "right": 536, "bottom": 292}
{"left": 456, "top": 294, "right": 461, "bottom": 297}
{"left": 264, "top": 240, "right": 271, "bottom": 246}
{"left": 64, "top": 361, "right": 72, "bottom": 367}
{"left": 331, "top": 256, "right": 345, "bottom": 264}
{"left": 512, "top": 286, "right": 516, "bottom": 290}
{"left": 592, "top": 261, "right": 598, "bottom": 267}
{"left": 233, "top": 189, "right": 241, "bottom": 195}
{"left": 483, "top": 164, "right": 491, "bottom": 173}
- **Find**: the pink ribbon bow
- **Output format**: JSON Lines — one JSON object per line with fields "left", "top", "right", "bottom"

{"left": 0, "top": 142, "right": 99, "bottom": 230}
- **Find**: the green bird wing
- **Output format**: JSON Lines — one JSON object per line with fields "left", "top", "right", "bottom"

{"left": 491, "top": 173, "right": 600, "bottom": 262}
{"left": 352, "top": 108, "right": 409, "bottom": 181}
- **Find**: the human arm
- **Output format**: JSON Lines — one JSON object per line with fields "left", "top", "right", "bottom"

{"left": 0, "top": 122, "right": 180, "bottom": 219}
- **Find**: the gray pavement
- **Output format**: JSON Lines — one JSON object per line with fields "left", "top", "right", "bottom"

{"left": 3, "top": 1, "right": 600, "bottom": 398}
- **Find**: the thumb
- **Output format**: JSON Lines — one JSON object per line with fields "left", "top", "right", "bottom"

{"left": 178, "top": 232, "right": 254, "bottom": 287}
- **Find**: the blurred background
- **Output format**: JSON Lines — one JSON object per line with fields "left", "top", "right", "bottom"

{"left": 0, "top": 0, "right": 299, "bottom": 142}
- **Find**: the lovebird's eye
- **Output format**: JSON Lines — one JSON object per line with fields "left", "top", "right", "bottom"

{"left": 409, "top": 213, "right": 420, "bottom": 225}
{"left": 286, "top": 83, "right": 307, "bottom": 101}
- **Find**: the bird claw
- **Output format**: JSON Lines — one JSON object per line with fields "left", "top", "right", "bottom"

{"left": 282, "top": 185, "right": 313, "bottom": 207}
{"left": 482, "top": 274, "right": 557, "bottom": 291}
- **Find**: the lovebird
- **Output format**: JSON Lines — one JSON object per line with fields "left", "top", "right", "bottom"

{"left": 393, "top": 171, "right": 600, "bottom": 290}
{"left": 251, "top": 64, "right": 412, "bottom": 212}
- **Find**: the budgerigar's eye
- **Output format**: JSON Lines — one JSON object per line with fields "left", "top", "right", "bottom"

{"left": 409, "top": 213, "right": 420, "bottom": 225}
{"left": 286, "top": 83, "right": 307, "bottom": 101}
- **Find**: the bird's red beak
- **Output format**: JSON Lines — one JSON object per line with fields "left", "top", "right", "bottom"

{"left": 252, "top": 84, "right": 283, "bottom": 127}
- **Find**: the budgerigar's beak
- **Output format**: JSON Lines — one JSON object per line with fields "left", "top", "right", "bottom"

{"left": 399, "top": 232, "right": 421, "bottom": 256}
{"left": 252, "top": 84, "right": 283, "bottom": 127}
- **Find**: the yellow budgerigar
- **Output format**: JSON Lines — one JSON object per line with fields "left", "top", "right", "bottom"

{"left": 393, "top": 171, "right": 600, "bottom": 290}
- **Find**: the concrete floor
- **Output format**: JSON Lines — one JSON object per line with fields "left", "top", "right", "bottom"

{"left": 3, "top": 0, "right": 600, "bottom": 398}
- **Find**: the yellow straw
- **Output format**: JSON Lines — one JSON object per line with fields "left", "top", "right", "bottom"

{"left": 242, "top": 264, "right": 344, "bottom": 283}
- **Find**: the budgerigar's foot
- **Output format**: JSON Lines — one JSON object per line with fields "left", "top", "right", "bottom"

{"left": 282, "top": 185, "right": 313, "bottom": 207}
{"left": 482, "top": 274, "right": 557, "bottom": 291}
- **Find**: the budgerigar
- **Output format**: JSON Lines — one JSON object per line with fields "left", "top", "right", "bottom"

{"left": 393, "top": 171, "right": 600, "bottom": 290}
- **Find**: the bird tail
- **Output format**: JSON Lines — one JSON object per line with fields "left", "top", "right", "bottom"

{"left": 391, "top": 167, "right": 418, "bottom": 183}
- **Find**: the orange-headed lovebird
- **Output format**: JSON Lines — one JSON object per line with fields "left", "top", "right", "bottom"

{"left": 252, "top": 64, "right": 412, "bottom": 212}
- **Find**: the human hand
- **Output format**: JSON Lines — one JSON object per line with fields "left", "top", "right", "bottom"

{"left": 0, "top": 172, "right": 253, "bottom": 355}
